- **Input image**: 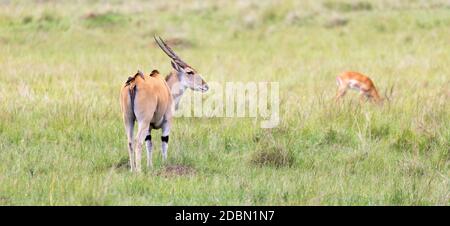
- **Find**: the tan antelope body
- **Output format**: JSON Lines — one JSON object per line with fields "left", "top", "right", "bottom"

{"left": 335, "top": 71, "right": 382, "bottom": 104}
{"left": 120, "top": 36, "right": 208, "bottom": 172}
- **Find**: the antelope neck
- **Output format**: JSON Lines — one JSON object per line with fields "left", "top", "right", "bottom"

{"left": 165, "top": 70, "right": 187, "bottom": 106}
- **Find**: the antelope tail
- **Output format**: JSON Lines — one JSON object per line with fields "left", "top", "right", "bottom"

{"left": 124, "top": 70, "right": 145, "bottom": 119}
{"left": 129, "top": 83, "right": 137, "bottom": 119}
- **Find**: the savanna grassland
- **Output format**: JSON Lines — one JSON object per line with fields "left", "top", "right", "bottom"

{"left": 0, "top": 0, "right": 449, "bottom": 205}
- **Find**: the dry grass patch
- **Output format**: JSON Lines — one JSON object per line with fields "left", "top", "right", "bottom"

{"left": 324, "top": 16, "right": 349, "bottom": 28}
{"left": 158, "top": 164, "right": 196, "bottom": 177}
{"left": 250, "top": 143, "right": 295, "bottom": 168}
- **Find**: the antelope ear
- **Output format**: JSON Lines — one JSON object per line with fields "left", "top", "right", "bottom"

{"left": 171, "top": 61, "right": 182, "bottom": 72}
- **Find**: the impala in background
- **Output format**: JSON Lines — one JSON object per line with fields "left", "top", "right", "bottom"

{"left": 335, "top": 71, "right": 384, "bottom": 104}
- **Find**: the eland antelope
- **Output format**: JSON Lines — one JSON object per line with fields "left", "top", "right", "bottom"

{"left": 335, "top": 71, "right": 383, "bottom": 104}
{"left": 120, "top": 36, "right": 209, "bottom": 172}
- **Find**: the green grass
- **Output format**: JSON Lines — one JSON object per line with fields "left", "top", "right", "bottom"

{"left": 0, "top": 0, "right": 449, "bottom": 205}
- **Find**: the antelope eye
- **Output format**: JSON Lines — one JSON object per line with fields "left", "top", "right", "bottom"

{"left": 187, "top": 71, "right": 194, "bottom": 75}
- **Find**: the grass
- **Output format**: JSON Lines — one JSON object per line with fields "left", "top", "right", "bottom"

{"left": 0, "top": 0, "right": 449, "bottom": 205}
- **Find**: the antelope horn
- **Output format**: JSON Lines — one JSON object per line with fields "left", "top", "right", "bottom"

{"left": 154, "top": 35, "right": 189, "bottom": 68}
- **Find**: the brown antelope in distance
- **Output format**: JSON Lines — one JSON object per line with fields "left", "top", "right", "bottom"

{"left": 335, "top": 71, "right": 383, "bottom": 104}
{"left": 120, "top": 36, "right": 209, "bottom": 172}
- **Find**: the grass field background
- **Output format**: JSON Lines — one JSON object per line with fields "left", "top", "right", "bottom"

{"left": 0, "top": 0, "right": 449, "bottom": 205}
